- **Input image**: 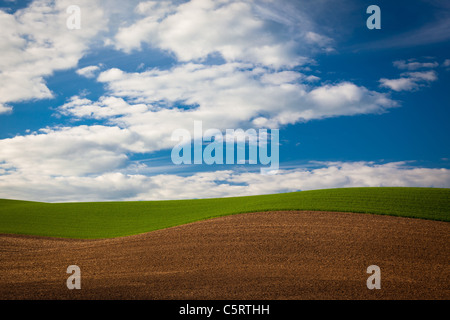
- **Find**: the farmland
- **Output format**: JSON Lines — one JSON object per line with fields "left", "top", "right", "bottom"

{"left": 1, "top": 187, "right": 448, "bottom": 239}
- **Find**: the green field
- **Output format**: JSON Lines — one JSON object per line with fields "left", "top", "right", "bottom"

{"left": 0, "top": 187, "right": 449, "bottom": 239}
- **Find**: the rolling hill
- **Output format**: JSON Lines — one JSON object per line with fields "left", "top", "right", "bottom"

{"left": 0, "top": 187, "right": 449, "bottom": 239}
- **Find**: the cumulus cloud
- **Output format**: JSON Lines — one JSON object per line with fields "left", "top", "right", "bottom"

{"left": 90, "top": 63, "right": 397, "bottom": 133}
{"left": 2, "top": 0, "right": 444, "bottom": 204}
{"left": 113, "top": 0, "right": 318, "bottom": 68}
{"left": 0, "top": 103, "right": 12, "bottom": 114}
{"left": 0, "top": 0, "right": 106, "bottom": 110}
{"left": 76, "top": 65, "right": 101, "bottom": 78}
{"left": 0, "top": 125, "right": 139, "bottom": 176}
{"left": 0, "top": 161, "right": 448, "bottom": 202}
{"left": 381, "top": 58, "right": 441, "bottom": 91}
{"left": 380, "top": 70, "right": 438, "bottom": 91}
{"left": 379, "top": 78, "right": 417, "bottom": 92}
{"left": 0, "top": 77, "right": 394, "bottom": 191}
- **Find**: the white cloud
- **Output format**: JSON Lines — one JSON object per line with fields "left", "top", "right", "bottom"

{"left": 380, "top": 70, "right": 438, "bottom": 92}
{"left": 2, "top": 0, "right": 443, "bottom": 204}
{"left": 0, "top": 161, "right": 448, "bottom": 202}
{"left": 442, "top": 59, "right": 450, "bottom": 71}
{"left": 92, "top": 63, "right": 396, "bottom": 133}
{"left": 76, "top": 65, "right": 101, "bottom": 78}
{"left": 0, "top": 103, "right": 12, "bottom": 114}
{"left": 381, "top": 59, "right": 440, "bottom": 92}
{"left": 405, "top": 70, "right": 438, "bottom": 81}
{"left": 0, "top": 125, "right": 140, "bottom": 176}
{"left": 0, "top": 0, "right": 106, "bottom": 110}
{"left": 304, "top": 31, "right": 335, "bottom": 52}
{"left": 393, "top": 60, "right": 439, "bottom": 70}
{"left": 113, "top": 0, "right": 317, "bottom": 68}
{"left": 1, "top": 71, "right": 397, "bottom": 190}
{"left": 379, "top": 78, "right": 417, "bottom": 92}
{"left": 59, "top": 96, "right": 149, "bottom": 120}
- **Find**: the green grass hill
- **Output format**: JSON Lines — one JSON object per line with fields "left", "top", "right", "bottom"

{"left": 0, "top": 187, "right": 448, "bottom": 239}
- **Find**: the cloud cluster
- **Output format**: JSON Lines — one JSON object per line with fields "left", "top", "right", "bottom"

{"left": 51, "top": 62, "right": 397, "bottom": 163}
{"left": 380, "top": 59, "right": 439, "bottom": 91}
{"left": 91, "top": 63, "right": 396, "bottom": 129}
{"left": 380, "top": 71, "right": 438, "bottom": 92}
{"left": 1, "top": 1, "right": 447, "bottom": 203}
{"left": 0, "top": 161, "right": 448, "bottom": 202}
{"left": 0, "top": 0, "right": 106, "bottom": 111}
{"left": 0, "top": 125, "right": 135, "bottom": 176}
{"left": 113, "top": 0, "right": 312, "bottom": 68}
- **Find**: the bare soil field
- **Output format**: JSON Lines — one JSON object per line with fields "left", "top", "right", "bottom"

{"left": 0, "top": 211, "right": 449, "bottom": 300}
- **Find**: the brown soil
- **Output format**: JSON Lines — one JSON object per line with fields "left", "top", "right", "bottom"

{"left": 0, "top": 211, "right": 449, "bottom": 300}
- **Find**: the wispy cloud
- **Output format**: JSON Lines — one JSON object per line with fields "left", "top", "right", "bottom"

{"left": 356, "top": 0, "right": 450, "bottom": 50}
{"left": 443, "top": 59, "right": 450, "bottom": 71}
{"left": 393, "top": 60, "right": 439, "bottom": 70}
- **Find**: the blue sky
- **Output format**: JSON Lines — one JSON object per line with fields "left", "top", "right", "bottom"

{"left": 0, "top": 0, "right": 449, "bottom": 202}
